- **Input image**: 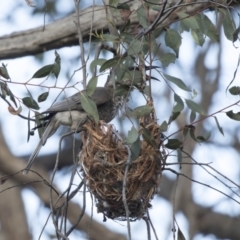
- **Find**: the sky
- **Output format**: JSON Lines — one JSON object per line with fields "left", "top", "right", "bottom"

{"left": 1, "top": 1, "right": 240, "bottom": 240}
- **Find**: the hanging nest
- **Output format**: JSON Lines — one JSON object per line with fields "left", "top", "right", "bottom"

{"left": 79, "top": 120, "right": 164, "bottom": 221}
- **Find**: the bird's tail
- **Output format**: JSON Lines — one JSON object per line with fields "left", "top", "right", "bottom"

{"left": 23, "top": 120, "right": 56, "bottom": 175}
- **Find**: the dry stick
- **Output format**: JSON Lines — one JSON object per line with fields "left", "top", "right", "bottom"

{"left": 64, "top": 135, "right": 81, "bottom": 236}
{"left": 113, "top": 128, "right": 132, "bottom": 240}
{"left": 181, "top": 150, "right": 240, "bottom": 198}
{"left": 67, "top": 179, "right": 87, "bottom": 236}
{"left": 164, "top": 168, "right": 240, "bottom": 205}
{"left": 49, "top": 131, "right": 74, "bottom": 238}
{"left": 172, "top": 175, "right": 179, "bottom": 240}
{"left": 135, "top": 0, "right": 168, "bottom": 40}
{"left": 147, "top": 210, "right": 159, "bottom": 240}
{"left": 66, "top": 133, "right": 86, "bottom": 236}
{"left": 74, "top": 0, "right": 87, "bottom": 88}
{"left": 165, "top": 99, "right": 240, "bottom": 141}
{"left": 143, "top": 216, "right": 151, "bottom": 240}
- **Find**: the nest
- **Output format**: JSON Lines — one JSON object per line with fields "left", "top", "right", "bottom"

{"left": 79, "top": 121, "right": 163, "bottom": 221}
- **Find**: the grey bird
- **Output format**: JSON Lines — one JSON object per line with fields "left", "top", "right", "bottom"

{"left": 23, "top": 86, "right": 121, "bottom": 175}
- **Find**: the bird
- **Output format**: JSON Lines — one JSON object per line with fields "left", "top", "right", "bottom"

{"left": 23, "top": 85, "right": 122, "bottom": 175}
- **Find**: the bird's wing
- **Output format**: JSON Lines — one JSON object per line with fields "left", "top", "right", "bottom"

{"left": 44, "top": 87, "right": 111, "bottom": 113}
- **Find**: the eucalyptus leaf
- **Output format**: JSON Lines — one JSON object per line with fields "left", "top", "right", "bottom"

{"left": 177, "top": 227, "right": 186, "bottom": 240}
{"left": 168, "top": 111, "right": 180, "bottom": 124}
{"left": 9, "top": 90, "right": 17, "bottom": 107}
{"left": 190, "top": 110, "right": 196, "bottom": 123}
{"left": 80, "top": 92, "right": 99, "bottom": 123}
{"left": 220, "top": 8, "right": 236, "bottom": 41}
{"left": 38, "top": 92, "right": 49, "bottom": 102}
{"left": 163, "top": 73, "right": 191, "bottom": 91}
{"left": 191, "top": 29, "right": 205, "bottom": 46}
{"left": 165, "top": 139, "right": 182, "bottom": 150}
{"left": 213, "top": 116, "right": 224, "bottom": 136}
{"left": 32, "top": 64, "right": 54, "bottom": 78}
{"left": 178, "top": 12, "right": 200, "bottom": 30}
{"left": 142, "top": 126, "right": 158, "bottom": 149}
{"left": 226, "top": 110, "right": 240, "bottom": 121}
{"left": 160, "top": 120, "right": 168, "bottom": 132}
{"left": 86, "top": 76, "right": 98, "bottom": 96}
{"left": 22, "top": 97, "right": 40, "bottom": 110}
{"left": 185, "top": 99, "right": 206, "bottom": 115}
{"left": 137, "top": 6, "right": 148, "bottom": 28}
{"left": 131, "top": 105, "right": 153, "bottom": 118}
{"left": 0, "top": 64, "right": 10, "bottom": 79}
{"left": 130, "top": 137, "right": 141, "bottom": 161}
{"left": 229, "top": 86, "right": 240, "bottom": 95}
{"left": 202, "top": 14, "right": 219, "bottom": 42}
{"left": 165, "top": 29, "right": 182, "bottom": 57}
{"left": 173, "top": 93, "right": 184, "bottom": 112}
{"left": 159, "top": 53, "right": 176, "bottom": 67}
{"left": 90, "top": 59, "right": 106, "bottom": 72}
{"left": 128, "top": 40, "right": 144, "bottom": 55}
{"left": 100, "top": 57, "right": 125, "bottom": 72}
{"left": 126, "top": 126, "right": 139, "bottom": 144}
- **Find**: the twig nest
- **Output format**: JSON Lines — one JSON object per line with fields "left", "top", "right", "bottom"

{"left": 79, "top": 122, "right": 163, "bottom": 221}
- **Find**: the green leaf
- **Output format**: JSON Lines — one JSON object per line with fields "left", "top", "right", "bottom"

{"left": 22, "top": 97, "right": 40, "bottom": 110}
{"left": 178, "top": 12, "right": 200, "bottom": 30}
{"left": 9, "top": 89, "right": 17, "bottom": 107}
{"left": 233, "top": 26, "right": 240, "bottom": 42}
{"left": 32, "top": 64, "right": 54, "bottom": 78}
{"left": 173, "top": 93, "right": 184, "bottom": 112}
{"left": 220, "top": 8, "right": 236, "bottom": 41}
{"left": 100, "top": 57, "right": 125, "bottom": 72}
{"left": 191, "top": 29, "right": 205, "bottom": 46}
{"left": 0, "top": 82, "right": 7, "bottom": 98}
{"left": 80, "top": 93, "right": 99, "bottom": 123}
{"left": 86, "top": 76, "right": 98, "bottom": 96}
{"left": 163, "top": 73, "right": 191, "bottom": 91}
{"left": 102, "top": 34, "right": 119, "bottom": 41}
{"left": 131, "top": 105, "right": 153, "bottom": 118}
{"left": 190, "top": 110, "right": 196, "bottom": 123}
{"left": 142, "top": 125, "right": 158, "bottom": 149}
{"left": 160, "top": 120, "right": 168, "bottom": 132}
{"left": 122, "top": 70, "right": 143, "bottom": 85}
{"left": 202, "top": 14, "right": 219, "bottom": 42}
{"left": 90, "top": 59, "right": 106, "bottom": 72}
{"left": 226, "top": 110, "right": 240, "bottom": 121}
{"left": 229, "top": 86, "right": 240, "bottom": 95}
{"left": 126, "top": 126, "right": 139, "bottom": 144}
{"left": 0, "top": 64, "right": 10, "bottom": 79}
{"left": 165, "top": 139, "right": 182, "bottom": 150}
{"left": 53, "top": 50, "right": 61, "bottom": 79}
{"left": 137, "top": 6, "right": 148, "bottom": 28}
{"left": 165, "top": 29, "right": 182, "bottom": 57}
{"left": 127, "top": 40, "right": 144, "bottom": 55}
{"left": 37, "top": 92, "right": 49, "bottom": 102}
{"left": 168, "top": 111, "right": 180, "bottom": 124}
{"left": 196, "top": 131, "right": 211, "bottom": 142}
{"left": 159, "top": 53, "right": 176, "bottom": 67}
{"left": 130, "top": 137, "right": 141, "bottom": 161}
{"left": 213, "top": 116, "right": 224, "bottom": 136}
{"left": 177, "top": 227, "right": 186, "bottom": 240}
{"left": 185, "top": 99, "right": 206, "bottom": 115}
{"left": 144, "top": 86, "right": 151, "bottom": 97}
